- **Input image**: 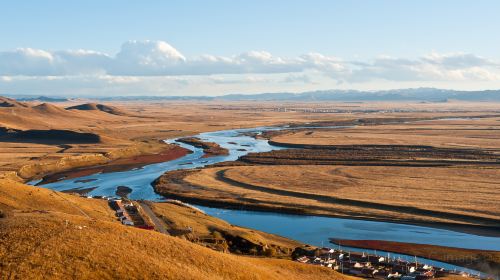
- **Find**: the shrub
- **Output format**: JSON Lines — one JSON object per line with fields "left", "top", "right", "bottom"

{"left": 212, "top": 231, "right": 223, "bottom": 239}
{"left": 264, "top": 247, "right": 277, "bottom": 257}
{"left": 248, "top": 247, "right": 258, "bottom": 256}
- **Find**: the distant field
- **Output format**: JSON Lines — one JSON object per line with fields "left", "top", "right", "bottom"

{"left": 223, "top": 165, "right": 500, "bottom": 221}
{"left": 0, "top": 99, "right": 360, "bottom": 179}
{"left": 270, "top": 117, "right": 500, "bottom": 150}
{"left": 155, "top": 164, "right": 500, "bottom": 232}
{"left": 2, "top": 99, "right": 500, "bottom": 181}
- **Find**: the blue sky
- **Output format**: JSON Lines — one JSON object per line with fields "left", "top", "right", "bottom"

{"left": 1, "top": 0, "right": 500, "bottom": 96}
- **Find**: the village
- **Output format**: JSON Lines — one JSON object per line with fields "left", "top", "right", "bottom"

{"left": 292, "top": 246, "right": 487, "bottom": 280}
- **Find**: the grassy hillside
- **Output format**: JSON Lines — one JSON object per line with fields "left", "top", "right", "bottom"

{"left": 0, "top": 179, "right": 353, "bottom": 279}
{"left": 149, "top": 201, "right": 300, "bottom": 256}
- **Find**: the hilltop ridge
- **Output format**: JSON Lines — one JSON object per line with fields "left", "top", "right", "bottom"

{"left": 66, "top": 103, "right": 130, "bottom": 116}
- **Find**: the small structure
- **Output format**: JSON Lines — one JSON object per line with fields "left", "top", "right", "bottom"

{"left": 122, "top": 219, "right": 134, "bottom": 226}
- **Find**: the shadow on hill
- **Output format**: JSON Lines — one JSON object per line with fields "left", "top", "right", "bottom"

{"left": 0, "top": 96, "right": 29, "bottom": 108}
{"left": 66, "top": 103, "right": 129, "bottom": 116}
{"left": 0, "top": 127, "right": 101, "bottom": 144}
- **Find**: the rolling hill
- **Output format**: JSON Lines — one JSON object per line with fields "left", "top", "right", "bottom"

{"left": 0, "top": 179, "right": 352, "bottom": 280}
{"left": 66, "top": 103, "right": 130, "bottom": 116}
{"left": 0, "top": 96, "right": 29, "bottom": 108}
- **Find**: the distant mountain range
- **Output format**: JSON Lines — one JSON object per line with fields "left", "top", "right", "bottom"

{"left": 220, "top": 88, "right": 500, "bottom": 102}
{"left": 7, "top": 88, "right": 500, "bottom": 102}
{"left": 14, "top": 96, "right": 70, "bottom": 102}
{"left": 99, "top": 88, "right": 500, "bottom": 102}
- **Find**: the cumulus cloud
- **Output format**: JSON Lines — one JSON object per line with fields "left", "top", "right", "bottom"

{"left": 0, "top": 48, "right": 111, "bottom": 76}
{"left": 422, "top": 52, "right": 494, "bottom": 69}
{"left": 0, "top": 40, "right": 347, "bottom": 77}
{"left": 110, "top": 40, "right": 186, "bottom": 75}
{"left": 0, "top": 40, "right": 499, "bottom": 91}
{"left": 348, "top": 53, "right": 500, "bottom": 82}
{"left": 0, "top": 48, "right": 55, "bottom": 76}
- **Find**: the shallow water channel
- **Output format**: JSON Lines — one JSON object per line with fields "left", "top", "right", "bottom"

{"left": 37, "top": 125, "right": 499, "bottom": 275}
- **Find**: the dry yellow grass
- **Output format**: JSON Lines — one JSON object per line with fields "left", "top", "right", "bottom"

{"left": 0, "top": 100, "right": 349, "bottom": 180}
{"left": 271, "top": 117, "right": 500, "bottom": 150}
{"left": 168, "top": 164, "right": 500, "bottom": 230}
{"left": 3, "top": 100, "right": 499, "bottom": 181}
{"left": 0, "top": 179, "right": 116, "bottom": 220}
{"left": 1, "top": 100, "right": 497, "bottom": 278}
{"left": 223, "top": 165, "right": 500, "bottom": 220}
{"left": 2, "top": 140, "right": 184, "bottom": 181}
{"left": 150, "top": 201, "right": 300, "bottom": 250}
{"left": 0, "top": 179, "right": 355, "bottom": 280}
{"left": 0, "top": 211, "right": 353, "bottom": 280}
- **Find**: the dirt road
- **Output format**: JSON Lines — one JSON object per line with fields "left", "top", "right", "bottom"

{"left": 138, "top": 201, "right": 170, "bottom": 235}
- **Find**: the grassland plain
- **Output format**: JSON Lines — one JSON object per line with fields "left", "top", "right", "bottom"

{"left": 2, "top": 99, "right": 500, "bottom": 278}
{"left": 0, "top": 98, "right": 363, "bottom": 182}
{"left": 270, "top": 117, "right": 500, "bottom": 150}
{"left": 154, "top": 164, "right": 500, "bottom": 233}
{"left": 154, "top": 116, "right": 500, "bottom": 234}
{"left": 2, "top": 97, "right": 499, "bottom": 182}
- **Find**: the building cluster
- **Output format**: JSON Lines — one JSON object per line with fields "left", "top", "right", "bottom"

{"left": 109, "top": 199, "right": 135, "bottom": 226}
{"left": 294, "top": 247, "right": 482, "bottom": 279}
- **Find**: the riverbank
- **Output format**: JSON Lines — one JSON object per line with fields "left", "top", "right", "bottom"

{"left": 146, "top": 200, "right": 301, "bottom": 257}
{"left": 329, "top": 239, "right": 500, "bottom": 276}
{"left": 153, "top": 165, "right": 500, "bottom": 237}
{"left": 35, "top": 143, "right": 191, "bottom": 185}
{"left": 177, "top": 137, "right": 229, "bottom": 157}
{"left": 1, "top": 99, "right": 354, "bottom": 183}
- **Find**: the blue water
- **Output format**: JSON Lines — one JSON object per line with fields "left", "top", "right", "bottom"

{"left": 36, "top": 125, "right": 500, "bottom": 259}
{"left": 37, "top": 126, "right": 285, "bottom": 200}
{"left": 200, "top": 206, "right": 500, "bottom": 251}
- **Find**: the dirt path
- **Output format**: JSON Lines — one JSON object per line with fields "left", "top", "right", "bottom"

{"left": 138, "top": 201, "right": 169, "bottom": 235}
{"left": 52, "top": 190, "right": 91, "bottom": 219}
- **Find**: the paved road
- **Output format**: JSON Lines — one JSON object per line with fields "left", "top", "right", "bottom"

{"left": 138, "top": 201, "right": 170, "bottom": 235}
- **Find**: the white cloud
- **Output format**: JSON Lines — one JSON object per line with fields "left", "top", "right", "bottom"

{"left": 283, "top": 73, "right": 314, "bottom": 84}
{"left": 0, "top": 76, "right": 12, "bottom": 82}
{"left": 0, "top": 40, "right": 500, "bottom": 96}
{"left": 110, "top": 40, "right": 186, "bottom": 75}
{"left": 0, "top": 40, "right": 350, "bottom": 76}
{"left": 348, "top": 53, "right": 500, "bottom": 82}
{"left": 0, "top": 48, "right": 54, "bottom": 76}
{"left": 422, "top": 52, "right": 494, "bottom": 69}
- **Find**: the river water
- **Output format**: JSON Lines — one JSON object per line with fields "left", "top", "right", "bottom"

{"left": 36, "top": 125, "right": 499, "bottom": 274}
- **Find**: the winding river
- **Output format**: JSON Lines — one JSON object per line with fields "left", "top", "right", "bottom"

{"left": 36, "top": 125, "right": 499, "bottom": 274}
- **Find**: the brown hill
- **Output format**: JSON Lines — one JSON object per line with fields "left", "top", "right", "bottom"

{"left": 66, "top": 103, "right": 129, "bottom": 116}
{"left": 0, "top": 101, "right": 126, "bottom": 130}
{"left": 0, "top": 96, "right": 29, "bottom": 108}
{"left": 31, "top": 103, "right": 77, "bottom": 117}
{"left": 0, "top": 179, "right": 353, "bottom": 280}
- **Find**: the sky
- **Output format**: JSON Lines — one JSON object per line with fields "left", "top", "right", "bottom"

{"left": 1, "top": 0, "right": 500, "bottom": 96}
